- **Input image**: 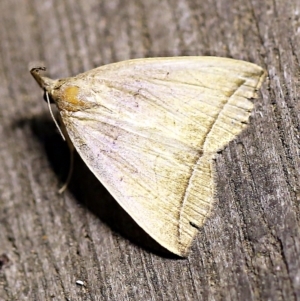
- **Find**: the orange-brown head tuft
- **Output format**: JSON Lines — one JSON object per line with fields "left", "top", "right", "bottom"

{"left": 53, "top": 85, "right": 93, "bottom": 112}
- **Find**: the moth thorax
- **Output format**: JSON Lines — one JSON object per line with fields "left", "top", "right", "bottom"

{"left": 52, "top": 85, "right": 94, "bottom": 112}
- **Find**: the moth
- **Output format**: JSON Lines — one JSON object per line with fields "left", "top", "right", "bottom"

{"left": 30, "top": 57, "right": 266, "bottom": 256}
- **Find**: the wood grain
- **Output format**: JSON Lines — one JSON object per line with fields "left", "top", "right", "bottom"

{"left": 0, "top": 0, "right": 299, "bottom": 300}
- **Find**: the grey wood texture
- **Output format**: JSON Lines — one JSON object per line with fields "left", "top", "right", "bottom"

{"left": 0, "top": 0, "right": 299, "bottom": 300}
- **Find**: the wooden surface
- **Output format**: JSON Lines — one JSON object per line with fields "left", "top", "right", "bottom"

{"left": 0, "top": 0, "right": 299, "bottom": 300}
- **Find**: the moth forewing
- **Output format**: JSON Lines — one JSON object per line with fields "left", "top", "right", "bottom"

{"left": 30, "top": 57, "right": 266, "bottom": 256}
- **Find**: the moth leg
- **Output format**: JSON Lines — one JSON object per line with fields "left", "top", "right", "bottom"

{"left": 58, "top": 114, "right": 75, "bottom": 194}
{"left": 58, "top": 145, "right": 74, "bottom": 194}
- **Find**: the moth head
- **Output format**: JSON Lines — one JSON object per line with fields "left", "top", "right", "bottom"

{"left": 30, "top": 67, "right": 56, "bottom": 92}
{"left": 30, "top": 67, "right": 85, "bottom": 112}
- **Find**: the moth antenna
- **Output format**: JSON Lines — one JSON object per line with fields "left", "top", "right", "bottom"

{"left": 58, "top": 147, "right": 74, "bottom": 194}
{"left": 45, "top": 92, "right": 66, "bottom": 141}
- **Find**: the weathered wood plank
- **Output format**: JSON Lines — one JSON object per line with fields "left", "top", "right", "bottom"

{"left": 0, "top": 0, "right": 299, "bottom": 300}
